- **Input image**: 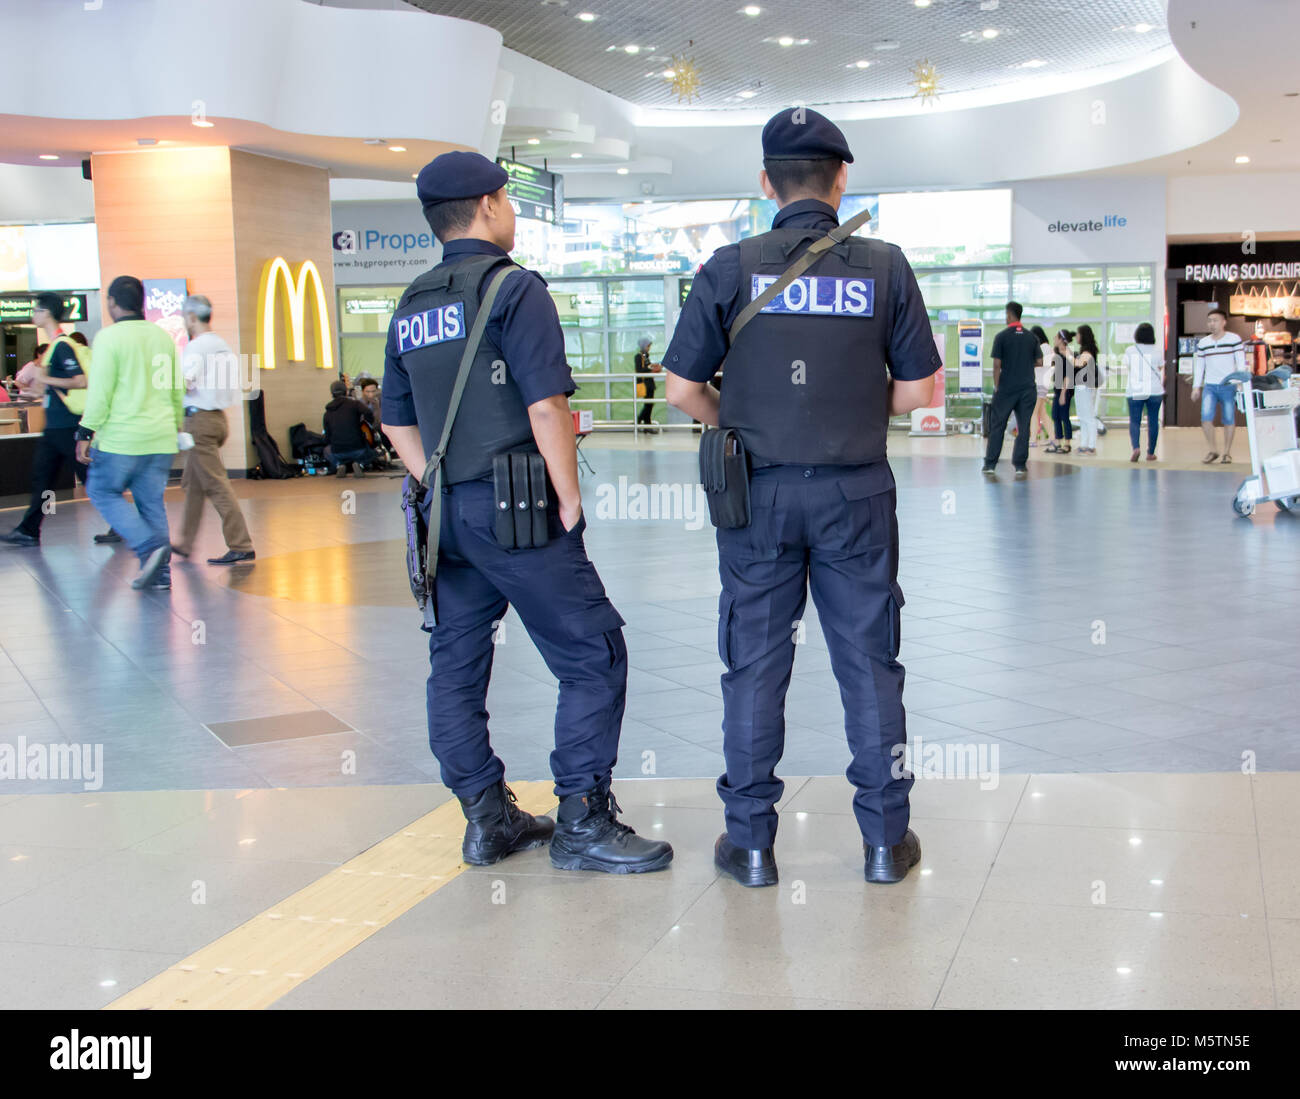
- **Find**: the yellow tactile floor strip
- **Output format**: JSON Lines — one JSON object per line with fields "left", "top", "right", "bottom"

{"left": 105, "top": 782, "right": 557, "bottom": 1010}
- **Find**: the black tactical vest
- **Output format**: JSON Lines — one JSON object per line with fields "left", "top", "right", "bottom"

{"left": 393, "top": 254, "right": 535, "bottom": 484}
{"left": 721, "top": 228, "right": 895, "bottom": 465}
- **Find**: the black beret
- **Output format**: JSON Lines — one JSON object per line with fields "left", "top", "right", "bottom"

{"left": 416, "top": 151, "right": 509, "bottom": 207}
{"left": 761, "top": 107, "right": 854, "bottom": 164}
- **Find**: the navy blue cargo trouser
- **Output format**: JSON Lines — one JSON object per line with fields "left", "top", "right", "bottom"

{"left": 422, "top": 479, "right": 627, "bottom": 799}
{"left": 714, "top": 461, "right": 912, "bottom": 849}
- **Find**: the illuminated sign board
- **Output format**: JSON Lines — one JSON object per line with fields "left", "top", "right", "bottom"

{"left": 0, "top": 292, "right": 88, "bottom": 322}
{"left": 257, "top": 258, "right": 334, "bottom": 371}
{"left": 495, "top": 158, "right": 564, "bottom": 225}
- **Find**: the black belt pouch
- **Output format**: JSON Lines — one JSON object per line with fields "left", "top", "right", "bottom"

{"left": 492, "top": 450, "right": 551, "bottom": 549}
{"left": 699, "top": 427, "right": 751, "bottom": 529}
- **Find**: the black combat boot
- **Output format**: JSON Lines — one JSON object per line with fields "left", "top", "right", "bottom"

{"left": 864, "top": 828, "right": 922, "bottom": 884}
{"left": 458, "top": 780, "right": 554, "bottom": 866}
{"left": 550, "top": 781, "right": 673, "bottom": 874}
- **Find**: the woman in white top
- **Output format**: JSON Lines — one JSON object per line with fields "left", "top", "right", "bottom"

{"left": 1124, "top": 322, "right": 1165, "bottom": 462}
{"left": 1073, "top": 324, "right": 1103, "bottom": 454}
{"left": 1029, "top": 325, "right": 1052, "bottom": 446}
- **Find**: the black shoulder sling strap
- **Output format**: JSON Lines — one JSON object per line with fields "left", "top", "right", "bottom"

{"left": 726, "top": 205, "right": 876, "bottom": 347}
{"left": 417, "top": 262, "right": 520, "bottom": 598}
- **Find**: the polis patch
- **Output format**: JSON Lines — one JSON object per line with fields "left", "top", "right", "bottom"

{"left": 751, "top": 275, "right": 875, "bottom": 317}
{"left": 396, "top": 303, "right": 465, "bottom": 353}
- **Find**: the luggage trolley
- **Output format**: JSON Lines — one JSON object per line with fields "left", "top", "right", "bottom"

{"left": 1230, "top": 374, "right": 1300, "bottom": 517}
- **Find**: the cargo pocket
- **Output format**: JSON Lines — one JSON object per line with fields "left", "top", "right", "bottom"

{"left": 887, "top": 580, "right": 906, "bottom": 660}
{"left": 718, "top": 590, "right": 737, "bottom": 672}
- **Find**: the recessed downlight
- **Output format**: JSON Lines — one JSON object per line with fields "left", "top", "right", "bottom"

{"left": 914, "top": 0, "right": 931, "bottom": 6}
{"left": 1133, "top": 22, "right": 1153, "bottom": 33}
{"left": 616, "top": 167, "right": 629, "bottom": 174}
{"left": 982, "top": 28, "right": 999, "bottom": 39}
{"left": 388, "top": 145, "right": 406, "bottom": 152}
{"left": 742, "top": 4, "right": 761, "bottom": 14}
{"left": 738, "top": 89, "right": 757, "bottom": 98}
{"left": 571, "top": 152, "right": 583, "bottom": 158}
{"left": 624, "top": 44, "right": 640, "bottom": 54}
{"left": 1235, "top": 155, "right": 1251, "bottom": 164}
{"left": 38, "top": 153, "right": 58, "bottom": 160}
{"left": 527, "top": 137, "right": 541, "bottom": 145}
{"left": 576, "top": 11, "right": 597, "bottom": 21}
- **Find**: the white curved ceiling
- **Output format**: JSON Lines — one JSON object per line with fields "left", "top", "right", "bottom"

{"left": 409, "top": 0, "right": 1172, "bottom": 112}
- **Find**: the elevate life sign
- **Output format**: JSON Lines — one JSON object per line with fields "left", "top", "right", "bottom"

{"left": 495, "top": 158, "right": 564, "bottom": 225}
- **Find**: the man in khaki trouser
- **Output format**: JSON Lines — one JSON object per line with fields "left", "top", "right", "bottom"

{"left": 171, "top": 295, "right": 255, "bottom": 565}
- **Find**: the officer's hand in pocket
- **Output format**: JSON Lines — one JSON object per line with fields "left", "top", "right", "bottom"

{"left": 560, "top": 499, "right": 583, "bottom": 532}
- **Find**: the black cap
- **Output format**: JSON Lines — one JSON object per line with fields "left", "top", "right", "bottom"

{"left": 416, "top": 151, "right": 509, "bottom": 209}
{"left": 329, "top": 380, "right": 348, "bottom": 398}
{"left": 761, "top": 107, "right": 853, "bottom": 163}
{"left": 33, "top": 292, "right": 66, "bottom": 322}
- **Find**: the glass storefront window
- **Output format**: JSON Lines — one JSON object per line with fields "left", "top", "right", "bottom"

{"left": 550, "top": 281, "right": 604, "bottom": 328}
{"left": 607, "top": 278, "right": 665, "bottom": 329}
{"left": 919, "top": 268, "right": 1011, "bottom": 323}
{"left": 338, "top": 286, "right": 403, "bottom": 334}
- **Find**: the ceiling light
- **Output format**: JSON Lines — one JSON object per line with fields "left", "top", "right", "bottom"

{"left": 616, "top": 167, "right": 629, "bottom": 174}
{"left": 411, "top": 173, "right": 418, "bottom": 178}
{"left": 914, "top": 0, "right": 931, "bottom": 6}
{"left": 854, "top": 59, "right": 870, "bottom": 68}
{"left": 742, "top": 4, "right": 761, "bottom": 14}
{"left": 576, "top": 11, "right": 597, "bottom": 21}
{"left": 778, "top": 35, "right": 794, "bottom": 46}
{"left": 982, "top": 28, "right": 999, "bottom": 39}
{"left": 1016, "top": 58, "right": 1047, "bottom": 68}
{"left": 1235, "top": 155, "right": 1251, "bottom": 164}
{"left": 1133, "top": 22, "right": 1152, "bottom": 33}
{"left": 571, "top": 152, "right": 583, "bottom": 158}
{"left": 38, "top": 153, "right": 58, "bottom": 160}
{"left": 738, "top": 89, "right": 757, "bottom": 98}
{"left": 662, "top": 69, "right": 675, "bottom": 77}
{"left": 624, "top": 44, "right": 640, "bottom": 53}
{"left": 388, "top": 145, "right": 406, "bottom": 152}
{"left": 527, "top": 137, "right": 541, "bottom": 145}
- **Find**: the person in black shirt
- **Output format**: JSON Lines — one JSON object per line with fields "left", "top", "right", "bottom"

{"left": 982, "top": 300, "right": 1043, "bottom": 479}
{"left": 634, "top": 336, "right": 661, "bottom": 429}
{"left": 2, "top": 294, "right": 89, "bottom": 546}
{"left": 322, "top": 379, "right": 377, "bottom": 477}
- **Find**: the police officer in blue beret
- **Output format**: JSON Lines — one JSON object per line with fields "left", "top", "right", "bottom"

{"left": 382, "top": 150, "right": 672, "bottom": 874}
{"left": 664, "top": 108, "right": 940, "bottom": 887}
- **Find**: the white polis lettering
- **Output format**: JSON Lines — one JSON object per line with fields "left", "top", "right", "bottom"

{"left": 752, "top": 275, "right": 874, "bottom": 317}
{"left": 396, "top": 302, "right": 466, "bottom": 354}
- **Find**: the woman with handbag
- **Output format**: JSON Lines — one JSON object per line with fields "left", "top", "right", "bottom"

{"left": 1074, "top": 324, "right": 1103, "bottom": 455}
{"left": 1124, "top": 322, "right": 1165, "bottom": 462}
{"left": 1045, "top": 329, "right": 1075, "bottom": 454}
{"left": 634, "top": 335, "right": 662, "bottom": 431}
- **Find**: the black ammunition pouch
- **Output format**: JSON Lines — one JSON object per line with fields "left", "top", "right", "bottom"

{"left": 492, "top": 449, "right": 551, "bottom": 549}
{"left": 699, "top": 426, "right": 751, "bottom": 529}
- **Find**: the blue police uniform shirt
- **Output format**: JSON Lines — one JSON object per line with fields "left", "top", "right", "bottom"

{"left": 381, "top": 239, "right": 575, "bottom": 429}
{"left": 664, "top": 198, "right": 940, "bottom": 384}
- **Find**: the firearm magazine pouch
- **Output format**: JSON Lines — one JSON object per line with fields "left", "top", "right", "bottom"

{"left": 699, "top": 427, "right": 751, "bottom": 529}
{"left": 492, "top": 451, "right": 551, "bottom": 549}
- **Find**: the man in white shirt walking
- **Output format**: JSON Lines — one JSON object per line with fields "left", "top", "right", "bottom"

{"left": 171, "top": 295, "right": 255, "bottom": 564}
{"left": 1192, "top": 308, "right": 1246, "bottom": 464}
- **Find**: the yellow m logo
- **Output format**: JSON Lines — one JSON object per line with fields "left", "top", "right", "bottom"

{"left": 257, "top": 257, "right": 334, "bottom": 371}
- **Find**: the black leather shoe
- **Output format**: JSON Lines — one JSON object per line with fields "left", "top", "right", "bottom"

{"left": 713, "top": 833, "right": 777, "bottom": 888}
{"left": 864, "top": 829, "right": 922, "bottom": 884}
{"left": 458, "top": 780, "right": 554, "bottom": 866}
{"left": 94, "top": 530, "right": 122, "bottom": 544}
{"left": 2, "top": 530, "right": 38, "bottom": 547}
{"left": 207, "top": 550, "right": 255, "bottom": 565}
{"left": 550, "top": 781, "right": 673, "bottom": 874}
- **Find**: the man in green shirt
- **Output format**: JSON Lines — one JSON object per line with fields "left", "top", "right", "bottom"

{"left": 76, "top": 275, "right": 183, "bottom": 590}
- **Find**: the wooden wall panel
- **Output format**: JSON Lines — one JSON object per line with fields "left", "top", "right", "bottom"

{"left": 229, "top": 150, "right": 337, "bottom": 460}
{"left": 90, "top": 147, "right": 246, "bottom": 469}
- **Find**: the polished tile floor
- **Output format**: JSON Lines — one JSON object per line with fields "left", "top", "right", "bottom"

{"left": 1, "top": 434, "right": 1296, "bottom": 794}
{"left": 0, "top": 773, "right": 1295, "bottom": 1009}
{"left": 1, "top": 434, "right": 1296, "bottom": 1009}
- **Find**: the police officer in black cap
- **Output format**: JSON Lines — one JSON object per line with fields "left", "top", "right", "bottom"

{"left": 382, "top": 150, "right": 672, "bottom": 874}
{"left": 664, "top": 108, "right": 940, "bottom": 887}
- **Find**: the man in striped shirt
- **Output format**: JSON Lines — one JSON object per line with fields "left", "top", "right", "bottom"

{"left": 1191, "top": 308, "right": 1246, "bottom": 464}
